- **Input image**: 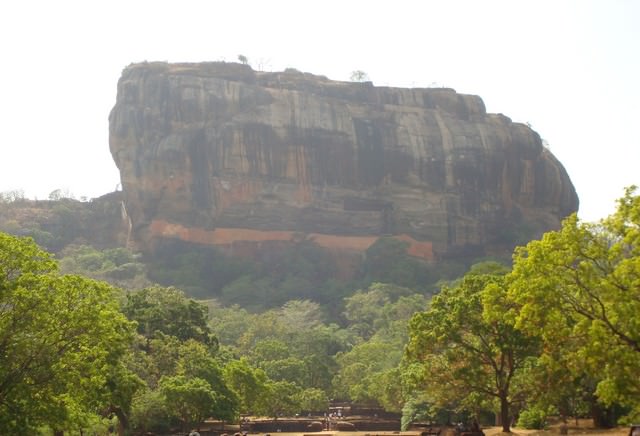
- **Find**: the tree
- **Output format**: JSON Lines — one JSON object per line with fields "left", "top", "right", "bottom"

{"left": 238, "top": 54, "right": 249, "bottom": 65}
{"left": 223, "top": 359, "right": 270, "bottom": 415}
{"left": 280, "top": 299, "right": 324, "bottom": 330}
{"left": 263, "top": 380, "right": 301, "bottom": 418}
{"left": 129, "top": 388, "right": 172, "bottom": 435}
{"left": 405, "top": 268, "right": 540, "bottom": 432}
{"left": 334, "top": 288, "right": 427, "bottom": 411}
{"left": 333, "top": 341, "right": 403, "bottom": 409}
{"left": 362, "top": 239, "right": 431, "bottom": 289}
{"left": 250, "top": 338, "right": 290, "bottom": 362}
{"left": 159, "top": 375, "right": 218, "bottom": 431}
{"left": 296, "top": 387, "right": 329, "bottom": 413}
{"left": 260, "top": 357, "right": 307, "bottom": 386}
{"left": 128, "top": 337, "right": 238, "bottom": 434}
{"left": 343, "top": 283, "right": 419, "bottom": 340}
{"left": 507, "top": 186, "right": 640, "bottom": 422}
{"left": 174, "top": 340, "right": 239, "bottom": 422}
{"left": 0, "top": 189, "right": 25, "bottom": 202}
{"left": 350, "top": 70, "right": 370, "bottom": 82}
{"left": 237, "top": 310, "right": 288, "bottom": 351}
{"left": 58, "top": 244, "right": 149, "bottom": 288}
{"left": 343, "top": 287, "right": 390, "bottom": 340}
{"left": 154, "top": 339, "right": 239, "bottom": 431}
{"left": 0, "top": 232, "right": 136, "bottom": 434}
{"left": 208, "top": 304, "right": 254, "bottom": 345}
{"left": 48, "top": 188, "right": 74, "bottom": 200}
{"left": 122, "top": 286, "right": 216, "bottom": 346}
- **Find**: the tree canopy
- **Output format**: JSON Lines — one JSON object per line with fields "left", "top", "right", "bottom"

{"left": 0, "top": 233, "right": 137, "bottom": 433}
{"left": 4, "top": 186, "right": 639, "bottom": 432}
{"left": 507, "top": 186, "right": 640, "bottom": 422}
{"left": 122, "top": 286, "right": 215, "bottom": 346}
{"left": 405, "top": 267, "right": 540, "bottom": 432}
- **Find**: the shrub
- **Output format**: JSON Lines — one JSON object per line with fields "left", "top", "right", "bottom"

{"left": 517, "top": 405, "right": 549, "bottom": 429}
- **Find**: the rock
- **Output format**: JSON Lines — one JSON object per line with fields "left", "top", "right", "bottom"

{"left": 109, "top": 61, "right": 578, "bottom": 260}
{"left": 306, "top": 421, "right": 324, "bottom": 432}
{"left": 335, "top": 421, "right": 357, "bottom": 431}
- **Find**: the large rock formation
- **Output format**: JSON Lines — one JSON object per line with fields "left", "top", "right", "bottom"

{"left": 109, "top": 62, "right": 578, "bottom": 261}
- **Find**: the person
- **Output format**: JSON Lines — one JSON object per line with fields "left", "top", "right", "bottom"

{"left": 189, "top": 430, "right": 201, "bottom": 436}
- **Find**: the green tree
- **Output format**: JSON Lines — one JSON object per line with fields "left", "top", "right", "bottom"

{"left": 175, "top": 340, "right": 238, "bottom": 422}
{"left": 333, "top": 289, "right": 426, "bottom": 411}
{"left": 223, "top": 359, "right": 270, "bottom": 415}
{"left": 0, "top": 232, "right": 137, "bottom": 434}
{"left": 129, "top": 388, "right": 172, "bottom": 435}
{"left": 260, "top": 304, "right": 352, "bottom": 389}
{"left": 289, "top": 325, "right": 351, "bottom": 389}
{"left": 296, "top": 387, "right": 329, "bottom": 413}
{"left": 507, "top": 186, "right": 640, "bottom": 423}
{"left": 263, "top": 380, "right": 301, "bottom": 418}
{"left": 237, "top": 310, "right": 288, "bottom": 351}
{"left": 343, "top": 283, "right": 418, "bottom": 340}
{"left": 343, "top": 286, "right": 390, "bottom": 340}
{"left": 159, "top": 375, "right": 218, "bottom": 431}
{"left": 251, "top": 338, "right": 290, "bottom": 361}
{"left": 377, "top": 293, "right": 429, "bottom": 343}
{"left": 128, "top": 337, "right": 238, "bottom": 434}
{"left": 334, "top": 341, "right": 403, "bottom": 409}
{"left": 362, "top": 238, "right": 430, "bottom": 289}
{"left": 123, "top": 286, "right": 216, "bottom": 346}
{"left": 261, "top": 357, "right": 307, "bottom": 386}
{"left": 221, "top": 276, "right": 275, "bottom": 311}
{"left": 280, "top": 299, "right": 324, "bottom": 330}
{"left": 208, "top": 304, "right": 253, "bottom": 345}
{"left": 405, "top": 268, "right": 540, "bottom": 432}
{"left": 58, "top": 244, "right": 149, "bottom": 289}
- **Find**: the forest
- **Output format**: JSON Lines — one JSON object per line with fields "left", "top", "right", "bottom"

{"left": 0, "top": 186, "right": 638, "bottom": 435}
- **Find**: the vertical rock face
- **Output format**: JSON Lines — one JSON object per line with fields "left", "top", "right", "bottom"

{"left": 109, "top": 62, "right": 578, "bottom": 260}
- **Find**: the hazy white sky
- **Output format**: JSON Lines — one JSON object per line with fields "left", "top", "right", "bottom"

{"left": 1, "top": 0, "right": 638, "bottom": 222}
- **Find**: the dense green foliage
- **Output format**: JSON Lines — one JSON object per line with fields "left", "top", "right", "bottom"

{"left": 506, "top": 186, "right": 640, "bottom": 424}
{"left": 0, "top": 194, "right": 124, "bottom": 254}
{"left": 145, "top": 234, "right": 460, "bottom": 315}
{"left": 404, "top": 267, "right": 540, "bottom": 432}
{"left": 362, "top": 238, "right": 433, "bottom": 289}
{"left": 516, "top": 405, "right": 550, "bottom": 429}
{"left": 59, "top": 244, "right": 150, "bottom": 289}
{"left": 403, "top": 187, "right": 640, "bottom": 429}
{"left": 2, "top": 186, "right": 638, "bottom": 433}
{"left": 0, "top": 233, "right": 137, "bottom": 434}
{"left": 122, "top": 286, "right": 215, "bottom": 345}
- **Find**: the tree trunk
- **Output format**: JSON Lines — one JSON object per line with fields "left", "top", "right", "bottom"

{"left": 591, "top": 402, "right": 615, "bottom": 428}
{"left": 500, "top": 395, "right": 511, "bottom": 432}
{"left": 113, "top": 407, "right": 128, "bottom": 436}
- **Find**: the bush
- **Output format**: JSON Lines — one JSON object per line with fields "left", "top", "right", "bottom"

{"left": 130, "top": 389, "right": 173, "bottom": 434}
{"left": 517, "top": 405, "right": 549, "bottom": 429}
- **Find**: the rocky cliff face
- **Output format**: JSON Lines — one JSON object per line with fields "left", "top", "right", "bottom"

{"left": 109, "top": 62, "right": 578, "bottom": 260}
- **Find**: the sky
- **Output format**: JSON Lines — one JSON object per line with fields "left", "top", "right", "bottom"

{"left": 1, "top": 0, "right": 638, "bottom": 222}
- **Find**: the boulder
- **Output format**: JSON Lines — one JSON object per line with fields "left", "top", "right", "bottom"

{"left": 109, "top": 62, "right": 578, "bottom": 260}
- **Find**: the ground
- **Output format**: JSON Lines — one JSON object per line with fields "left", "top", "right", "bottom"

{"left": 480, "top": 421, "right": 629, "bottom": 436}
